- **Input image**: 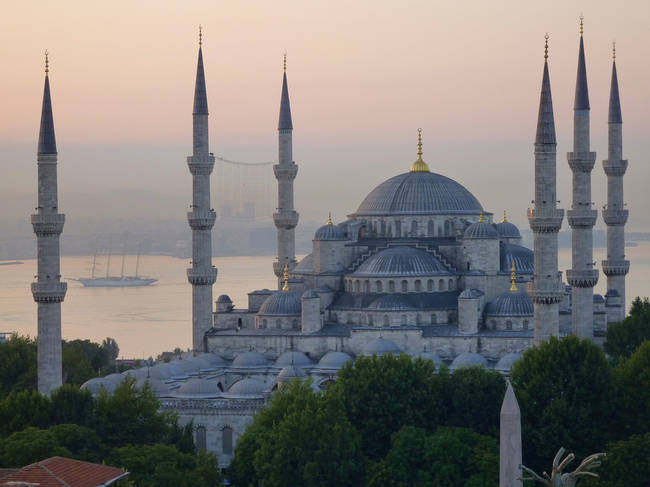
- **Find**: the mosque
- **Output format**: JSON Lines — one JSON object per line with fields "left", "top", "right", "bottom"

{"left": 34, "top": 24, "right": 629, "bottom": 466}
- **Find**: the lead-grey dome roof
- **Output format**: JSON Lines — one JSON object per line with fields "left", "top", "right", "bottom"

{"left": 361, "top": 337, "right": 401, "bottom": 356}
{"left": 500, "top": 243, "right": 534, "bottom": 274}
{"left": 354, "top": 171, "right": 483, "bottom": 216}
{"left": 485, "top": 290, "right": 533, "bottom": 317}
{"left": 232, "top": 351, "right": 269, "bottom": 367}
{"left": 81, "top": 377, "right": 117, "bottom": 395}
{"left": 277, "top": 364, "right": 307, "bottom": 384}
{"left": 217, "top": 294, "right": 232, "bottom": 303}
{"left": 275, "top": 351, "right": 313, "bottom": 367}
{"left": 175, "top": 378, "right": 222, "bottom": 397}
{"left": 352, "top": 246, "right": 451, "bottom": 278}
{"left": 258, "top": 291, "right": 302, "bottom": 316}
{"left": 316, "top": 351, "right": 354, "bottom": 368}
{"left": 228, "top": 378, "right": 268, "bottom": 395}
{"left": 459, "top": 288, "right": 484, "bottom": 299}
{"left": 411, "top": 351, "right": 443, "bottom": 366}
{"left": 495, "top": 221, "right": 521, "bottom": 238}
{"left": 464, "top": 221, "right": 499, "bottom": 239}
{"left": 495, "top": 352, "right": 522, "bottom": 373}
{"left": 314, "top": 224, "right": 346, "bottom": 241}
{"left": 450, "top": 352, "right": 487, "bottom": 370}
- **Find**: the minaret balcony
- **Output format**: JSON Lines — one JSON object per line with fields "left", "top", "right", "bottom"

{"left": 566, "top": 269, "right": 599, "bottom": 288}
{"left": 527, "top": 208, "right": 564, "bottom": 233}
{"left": 601, "top": 260, "right": 630, "bottom": 276}
{"left": 187, "top": 210, "right": 216, "bottom": 230}
{"left": 273, "top": 211, "right": 299, "bottom": 230}
{"left": 187, "top": 156, "right": 215, "bottom": 175}
{"left": 273, "top": 164, "right": 298, "bottom": 180}
{"left": 31, "top": 213, "right": 65, "bottom": 236}
{"left": 602, "top": 159, "right": 628, "bottom": 176}
{"left": 527, "top": 274, "right": 565, "bottom": 304}
{"left": 187, "top": 267, "right": 218, "bottom": 286}
{"left": 273, "top": 259, "right": 296, "bottom": 277}
{"left": 31, "top": 281, "right": 67, "bottom": 303}
{"left": 566, "top": 209, "right": 598, "bottom": 228}
{"left": 567, "top": 152, "right": 597, "bottom": 173}
{"left": 602, "top": 208, "right": 628, "bottom": 226}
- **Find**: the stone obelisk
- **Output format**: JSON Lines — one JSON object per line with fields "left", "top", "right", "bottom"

{"left": 500, "top": 382, "right": 523, "bottom": 487}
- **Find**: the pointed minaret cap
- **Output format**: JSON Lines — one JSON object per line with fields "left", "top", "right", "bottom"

{"left": 192, "top": 26, "right": 208, "bottom": 115}
{"left": 574, "top": 17, "right": 590, "bottom": 110}
{"left": 609, "top": 42, "right": 622, "bottom": 124}
{"left": 38, "top": 50, "right": 57, "bottom": 155}
{"left": 500, "top": 381, "right": 521, "bottom": 416}
{"left": 535, "top": 34, "right": 556, "bottom": 145}
{"left": 278, "top": 54, "right": 293, "bottom": 130}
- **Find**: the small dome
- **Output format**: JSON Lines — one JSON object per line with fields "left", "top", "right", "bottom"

{"left": 411, "top": 351, "right": 443, "bottom": 367}
{"left": 136, "top": 376, "right": 171, "bottom": 396}
{"left": 228, "top": 378, "right": 268, "bottom": 395}
{"left": 314, "top": 223, "right": 346, "bottom": 241}
{"left": 81, "top": 377, "right": 116, "bottom": 395}
{"left": 201, "top": 353, "right": 227, "bottom": 367}
{"left": 368, "top": 294, "right": 416, "bottom": 310}
{"left": 450, "top": 352, "right": 487, "bottom": 370}
{"left": 302, "top": 290, "right": 319, "bottom": 299}
{"left": 459, "top": 288, "right": 484, "bottom": 299}
{"left": 258, "top": 291, "right": 302, "bottom": 316}
{"left": 317, "top": 351, "right": 354, "bottom": 368}
{"left": 277, "top": 364, "right": 307, "bottom": 385}
{"left": 464, "top": 221, "right": 498, "bottom": 239}
{"left": 485, "top": 291, "right": 533, "bottom": 317}
{"left": 500, "top": 243, "right": 534, "bottom": 274}
{"left": 175, "top": 378, "right": 223, "bottom": 397}
{"left": 168, "top": 359, "right": 198, "bottom": 376}
{"left": 232, "top": 351, "right": 269, "bottom": 367}
{"left": 217, "top": 294, "right": 232, "bottom": 303}
{"left": 494, "top": 353, "right": 522, "bottom": 373}
{"left": 103, "top": 373, "right": 126, "bottom": 385}
{"left": 593, "top": 294, "right": 605, "bottom": 304}
{"left": 495, "top": 221, "right": 521, "bottom": 239}
{"left": 361, "top": 337, "right": 401, "bottom": 357}
{"left": 275, "top": 351, "right": 313, "bottom": 367}
{"left": 352, "top": 246, "right": 451, "bottom": 278}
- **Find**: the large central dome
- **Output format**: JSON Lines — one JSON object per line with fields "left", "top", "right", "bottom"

{"left": 354, "top": 171, "right": 483, "bottom": 217}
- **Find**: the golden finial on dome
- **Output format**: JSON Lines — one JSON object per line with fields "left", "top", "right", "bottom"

{"left": 327, "top": 212, "right": 333, "bottom": 226}
{"left": 282, "top": 260, "right": 290, "bottom": 292}
{"left": 544, "top": 33, "right": 549, "bottom": 61}
{"left": 199, "top": 25, "right": 202, "bottom": 46}
{"left": 612, "top": 40, "right": 616, "bottom": 61}
{"left": 510, "top": 261, "right": 518, "bottom": 292}
{"left": 579, "top": 15, "right": 584, "bottom": 37}
{"left": 44, "top": 50, "right": 49, "bottom": 74}
{"left": 410, "top": 128, "right": 430, "bottom": 172}
{"left": 502, "top": 210, "right": 508, "bottom": 223}
{"left": 478, "top": 211, "right": 485, "bottom": 223}
{"left": 283, "top": 53, "right": 287, "bottom": 72}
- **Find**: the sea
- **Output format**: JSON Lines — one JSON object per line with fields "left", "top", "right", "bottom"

{"left": 1, "top": 244, "right": 649, "bottom": 358}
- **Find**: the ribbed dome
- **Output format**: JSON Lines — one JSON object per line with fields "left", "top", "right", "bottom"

{"left": 217, "top": 294, "right": 232, "bottom": 303}
{"left": 464, "top": 221, "right": 498, "bottom": 239}
{"left": 228, "top": 378, "right": 268, "bottom": 395}
{"left": 450, "top": 352, "right": 487, "bottom": 370}
{"left": 354, "top": 171, "right": 482, "bottom": 216}
{"left": 314, "top": 224, "right": 346, "bottom": 241}
{"left": 495, "top": 353, "right": 522, "bottom": 373}
{"left": 500, "top": 243, "right": 534, "bottom": 274}
{"left": 361, "top": 337, "right": 401, "bottom": 357}
{"left": 495, "top": 221, "right": 521, "bottom": 239}
{"left": 368, "top": 294, "right": 416, "bottom": 310}
{"left": 176, "top": 378, "right": 223, "bottom": 396}
{"left": 275, "top": 351, "right": 313, "bottom": 367}
{"left": 316, "top": 351, "right": 354, "bottom": 368}
{"left": 352, "top": 247, "right": 451, "bottom": 278}
{"left": 232, "top": 351, "right": 269, "bottom": 367}
{"left": 485, "top": 291, "right": 533, "bottom": 317}
{"left": 258, "top": 291, "right": 302, "bottom": 316}
{"left": 459, "top": 288, "right": 484, "bottom": 299}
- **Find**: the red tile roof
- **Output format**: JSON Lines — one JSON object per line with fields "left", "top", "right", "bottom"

{"left": 0, "top": 457, "right": 129, "bottom": 487}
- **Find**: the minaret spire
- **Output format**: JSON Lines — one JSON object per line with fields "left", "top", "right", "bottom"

{"left": 186, "top": 28, "right": 217, "bottom": 351}
{"left": 32, "top": 51, "right": 67, "bottom": 395}
{"left": 273, "top": 55, "right": 299, "bottom": 285}
{"left": 602, "top": 43, "right": 629, "bottom": 323}
{"left": 528, "top": 34, "right": 564, "bottom": 345}
{"left": 566, "top": 18, "right": 598, "bottom": 339}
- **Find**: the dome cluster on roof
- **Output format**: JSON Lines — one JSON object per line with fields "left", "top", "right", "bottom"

{"left": 232, "top": 351, "right": 269, "bottom": 367}
{"left": 314, "top": 223, "right": 346, "bottom": 241}
{"left": 464, "top": 221, "right": 499, "bottom": 239}
{"left": 353, "top": 246, "right": 451, "bottom": 278}
{"left": 228, "top": 378, "right": 268, "bottom": 395}
{"left": 316, "top": 351, "right": 354, "bottom": 368}
{"left": 258, "top": 291, "right": 302, "bottom": 316}
{"left": 275, "top": 351, "right": 312, "bottom": 367}
{"left": 450, "top": 352, "right": 487, "bottom": 370}
{"left": 176, "top": 378, "right": 222, "bottom": 396}
{"left": 354, "top": 171, "right": 483, "bottom": 216}
{"left": 361, "top": 337, "right": 401, "bottom": 357}
{"left": 485, "top": 290, "right": 533, "bottom": 317}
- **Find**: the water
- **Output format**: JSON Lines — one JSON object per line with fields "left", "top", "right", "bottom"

{"left": 1, "top": 244, "right": 648, "bottom": 358}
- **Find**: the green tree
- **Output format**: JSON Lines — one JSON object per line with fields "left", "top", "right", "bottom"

{"left": 332, "top": 354, "right": 448, "bottom": 459}
{"left": 0, "top": 335, "right": 37, "bottom": 398}
{"left": 0, "top": 426, "right": 71, "bottom": 467}
{"left": 0, "top": 389, "right": 51, "bottom": 437}
{"left": 510, "top": 336, "right": 616, "bottom": 472}
{"left": 595, "top": 432, "right": 650, "bottom": 487}
{"left": 49, "top": 385, "right": 95, "bottom": 427}
{"left": 102, "top": 337, "right": 120, "bottom": 363}
{"left": 62, "top": 342, "right": 97, "bottom": 386}
{"left": 613, "top": 340, "right": 650, "bottom": 436}
{"left": 367, "top": 426, "right": 498, "bottom": 487}
{"left": 604, "top": 297, "right": 650, "bottom": 361}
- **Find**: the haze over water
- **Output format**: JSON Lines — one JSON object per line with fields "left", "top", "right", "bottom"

{"left": 2, "top": 245, "right": 649, "bottom": 358}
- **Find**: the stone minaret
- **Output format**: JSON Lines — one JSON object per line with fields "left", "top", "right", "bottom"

{"left": 32, "top": 52, "right": 66, "bottom": 396}
{"left": 566, "top": 19, "right": 598, "bottom": 339}
{"left": 528, "top": 36, "right": 564, "bottom": 345}
{"left": 186, "top": 29, "right": 217, "bottom": 351}
{"left": 272, "top": 55, "right": 299, "bottom": 287}
{"left": 602, "top": 43, "right": 629, "bottom": 322}
{"left": 500, "top": 382, "right": 523, "bottom": 487}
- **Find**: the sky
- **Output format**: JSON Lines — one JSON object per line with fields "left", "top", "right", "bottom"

{"left": 1, "top": 0, "right": 649, "bottom": 231}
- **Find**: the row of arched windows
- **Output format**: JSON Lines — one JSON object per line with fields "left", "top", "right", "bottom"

{"left": 346, "top": 278, "right": 455, "bottom": 293}
{"left": 331, "top": 311, "right": 451, "bottom": 325}
{"left": 368, "top": 219, "right": 453, "bottom": 238}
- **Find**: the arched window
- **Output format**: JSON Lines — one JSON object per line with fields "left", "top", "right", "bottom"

{"left": 276, "top": 319, "right": 281, "bottom": 328}
{"left": 292, "top": 319, "right": 298, "bottom": 328}
{"left": 262, "top": 319, "right": 267, "bottom": 328}
{"left": 383, "top": 315, "right": 390, "bottom": 326}
{"left": 364, "top": 280, "right": 370, "bottom": 293}
{"left": 395, "top": 220, "right": 402, "bottom": 237}
{"left": 380, "top": 221, "right": 386, "bottom": 235}
{"left": 222, "top": 426, "right": 233, "bottom": 455}
{"left": 368, "top": 314, "right": 374, "bottom": 325}
{"left": 448, "top": 278, "right": 454, "bottom": 290}
{"left": 438, "top": 279, "right": 446, "bottom": 291}
{"left": 444, "top": 220, "right": 451, "bottom": 236}
{"left": 427, "top": 279, "right": 434, "bottom": 292}
{"left": 360, "top": 314, "right": 367, "bottom": 325}
{"left": 332, "top": 312, "right": 338, "bottom": 323}
{"left": 401, "top": 314, "right": 407, "bottom": 325}
{"left": 354, "top": 281, "right": 360, "bottom": 293}
{"left": 427, "top": 220, "right": 434, "bottom": 237}
{"left": 430, "top": 314, "right": 437, "bottom": 325}
{"left": 375, "top": 281, "right": 383, "bottom": 293}
{"left": 401, "top": 280, "right": 408, "bottom": 293}
{"left": 506, "top": 320, "right": 513, "bottom": 330}
{"left": 523, "top": 320, "right": 529, "bottom": 330}
{"left": 217, "top": 382, "right": 224, "bottom": 392}
{"left": 195, "top": 426, "right": 207, "bottom": 451}
{"left": 389, "top": 281, "right": 395, "bottom": 292}
{"left": 414, "top": 280, "right": 422, "bottom": 292}
{"left": 411, "top": 220, "right": 418, "bottom": 236}
{"left": 347, "top": 314, "right": 353, "bottom": 324}
{"left": 416, "top": 313, "right": 421, "bottom": 325}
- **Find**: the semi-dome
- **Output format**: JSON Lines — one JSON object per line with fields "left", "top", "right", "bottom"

{"left": 175, "top": 378, "right": 223, "bottom": 397}
{"left": 500, "top": 243, "right": 534, "bottom": 274}
{"left": 485, "top": 290, "right": 533, "bottom": 317}
{"left": 316, "top": 351, "right": 354, "bottom": 368}
{"left": 352, "top": 246, "right": 451, "bottom": 278}
{"left": 228, "top": 378, "right": 268, "bottom": 395}
{"left": 495, "top": 221, "right": 521, "bottom": 239}
{"left": 361, "top": 337, "right": 401, "bottom": 357}
{"left": 275, "top": 350, "right": 313, "bottom": 367}
{"left": 232, "top": 350, "right": 269, "bottom": 367}
{"left": 258, "top": 291, "right": 302, "bottom": 316}
{"left": 354, "top": 171, "right": 483, "bottom": 216}
{"left": 464, "top": 221, "right": 498, "bottom": 239}
{"left": 277, "top": 364, "right": 307, "bottom": 385}
{"left": 216, "top": 294, "right": 232, "bottom": 303}
{"left": 314, "top": 221, "right": 346, "bottom": 241}
{"left": 81, "top": 377, "right": 117, "bottom": 395}
{"left": 494, "top": 352, "right": 522, "bottom": 373}
{"left": 450, "top": 352, "right": 487, "bottom": 370}
{"left": 292, "top": 254, "right": 313, "bottom": 273}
